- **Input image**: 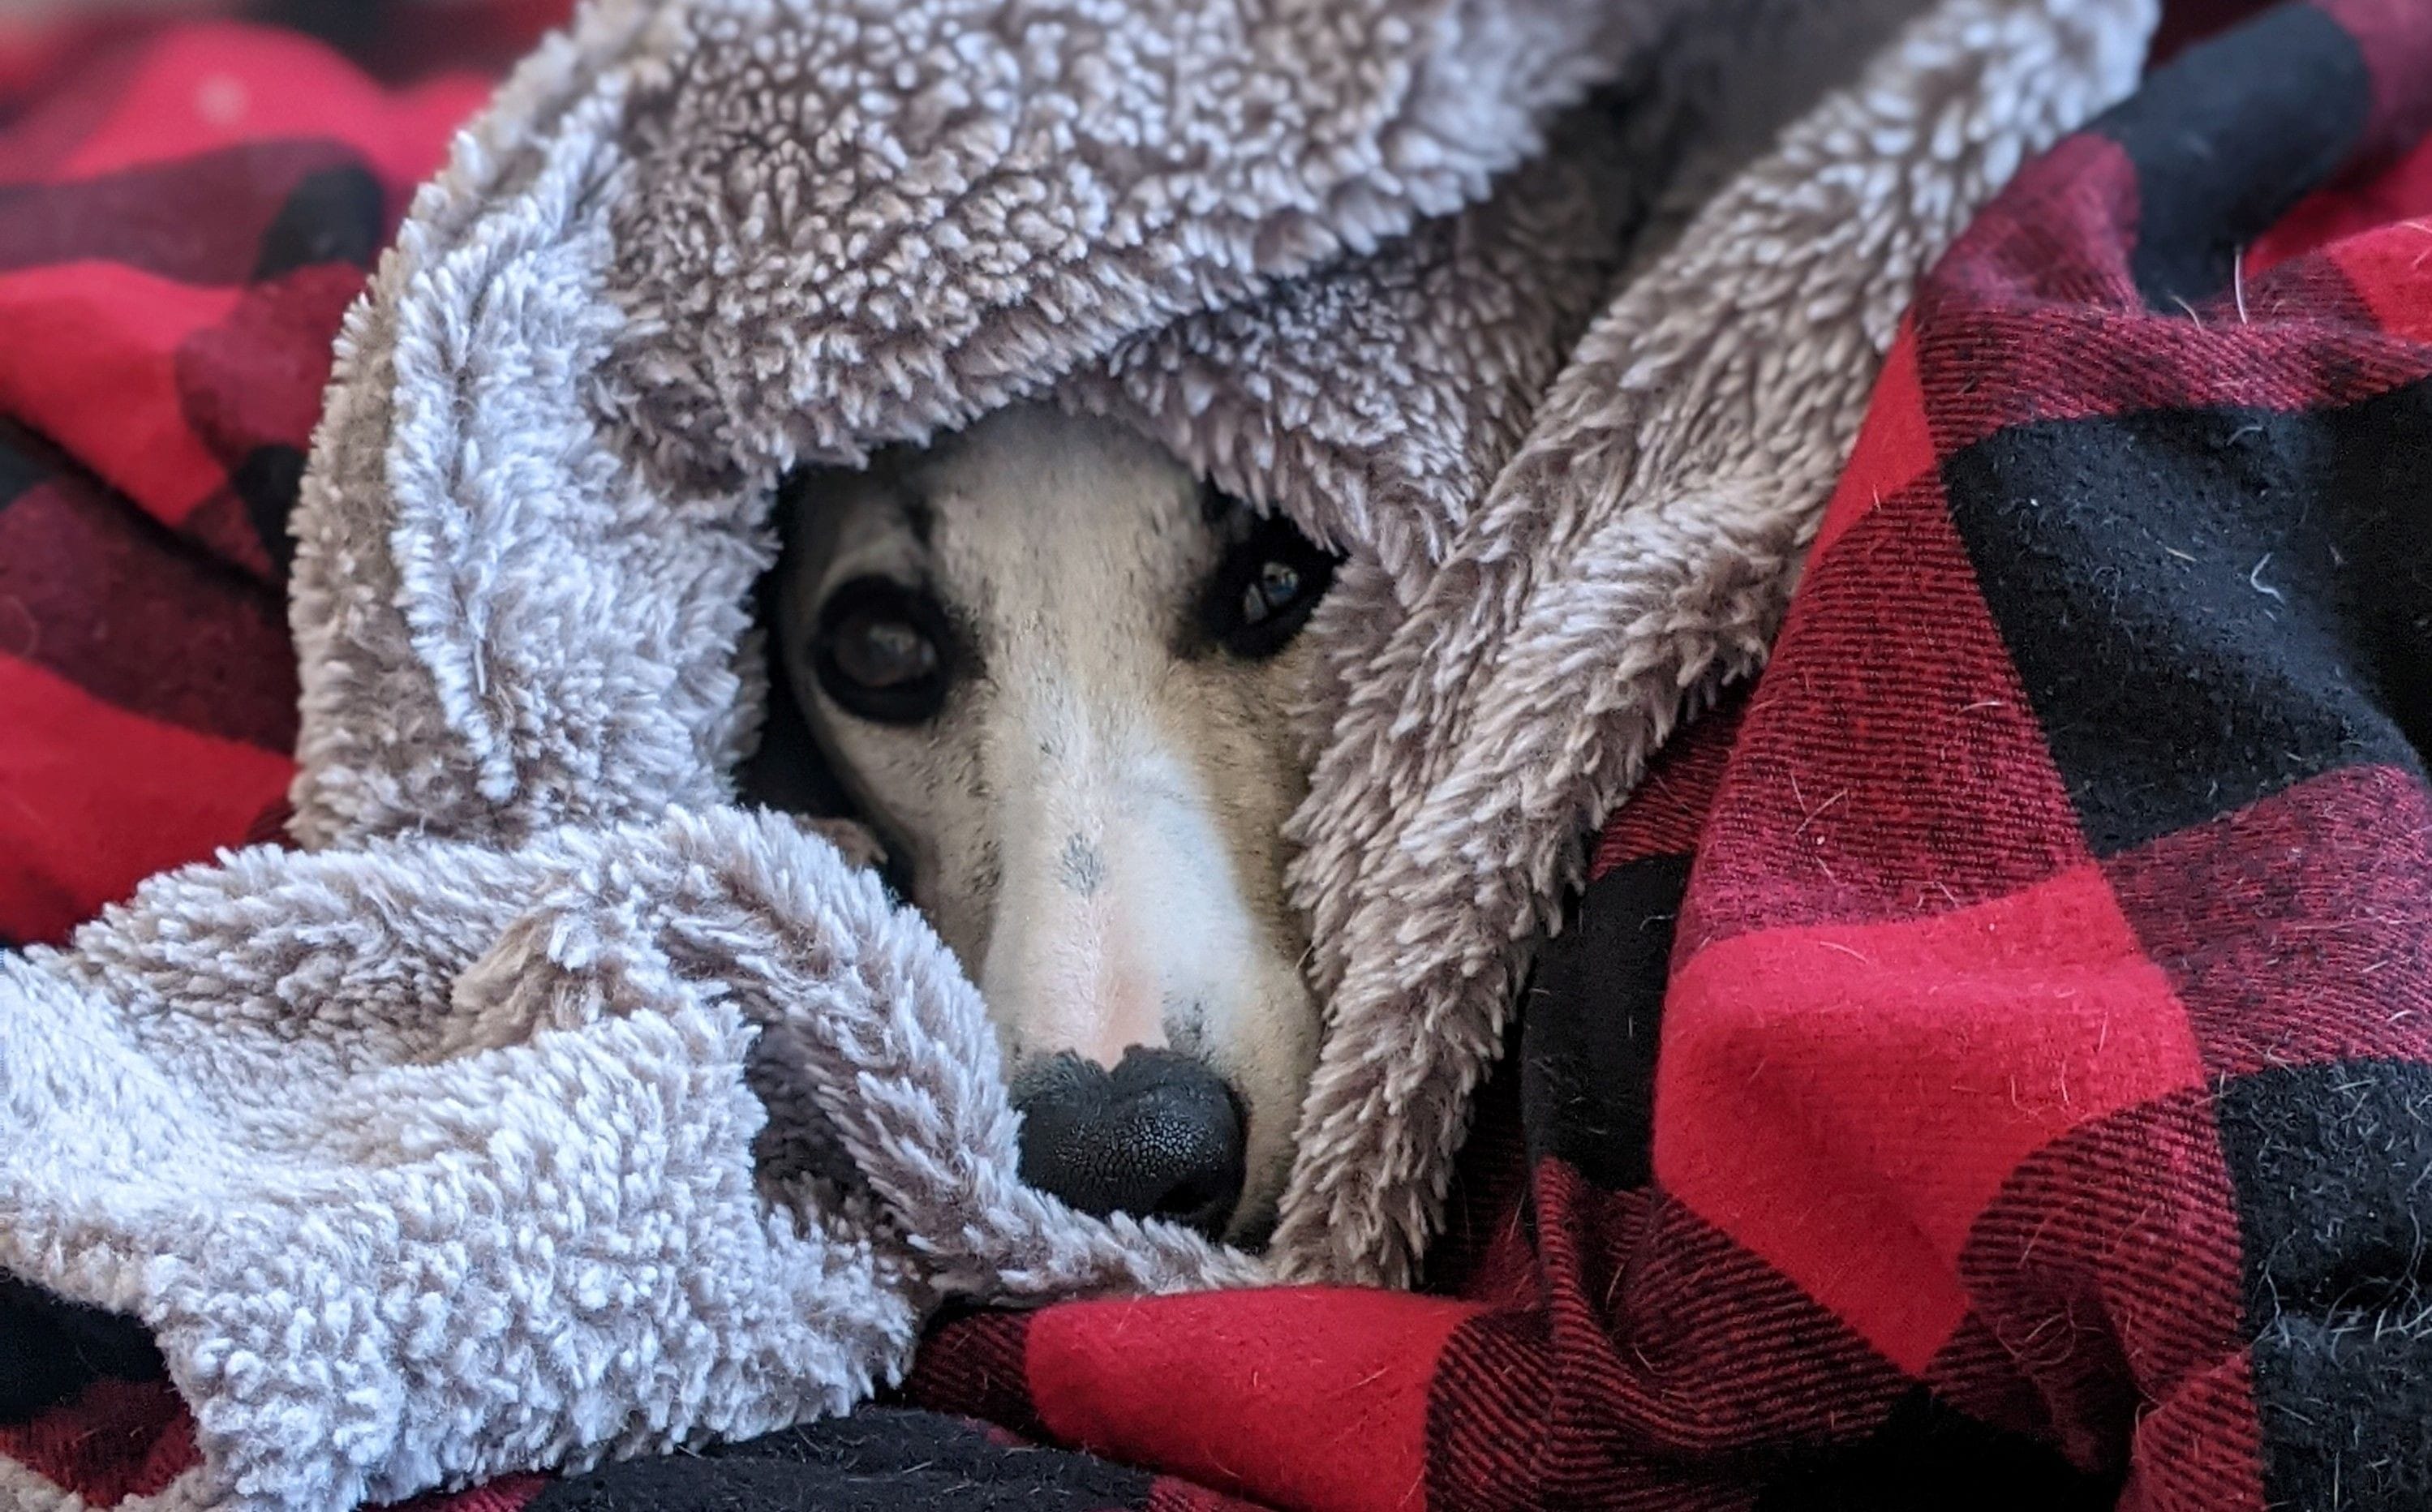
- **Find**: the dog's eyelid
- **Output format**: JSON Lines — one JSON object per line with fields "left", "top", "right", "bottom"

{"left": 895, "top": 487, "right": 935, "bottom": 547}
{"left": 1197, "top": 478, "right": 1233, "bottom": 526}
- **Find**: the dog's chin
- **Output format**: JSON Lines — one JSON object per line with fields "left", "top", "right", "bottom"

{"left": 1208, "top": 985, "right": 1319, "bottom": 1252}
{"left": 1221, "top": 1199, "right": 1282, "bottom": 1252}
{"left": 1220, "top": 1147, "right": 1295, "bottom": 1250}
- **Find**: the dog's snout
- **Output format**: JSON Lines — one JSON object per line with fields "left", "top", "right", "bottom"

{"left": 1012, "top": 1048, "right": 1246, "bottom": 1238}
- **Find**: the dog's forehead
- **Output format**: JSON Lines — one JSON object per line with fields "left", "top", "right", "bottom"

{"left": 900, "top": 410, "right": 1216, "bottom": 611}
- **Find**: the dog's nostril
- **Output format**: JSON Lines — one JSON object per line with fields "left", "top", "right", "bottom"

{"left": 1011, "top": 1047, "right": 1246, "bottom": 1239}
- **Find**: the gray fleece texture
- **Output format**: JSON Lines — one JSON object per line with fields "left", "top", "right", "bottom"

{"left": 0, "top": 0, "right": 2156, "bottom": 1506}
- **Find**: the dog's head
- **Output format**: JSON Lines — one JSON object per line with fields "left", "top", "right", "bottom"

{"left": 774, "top": 405, "right": 1333, "bottom": 1244}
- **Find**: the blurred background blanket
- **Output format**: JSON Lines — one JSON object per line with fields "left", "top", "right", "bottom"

{"left": 7, "top": 2, "right": 2432, "bottom": 1510}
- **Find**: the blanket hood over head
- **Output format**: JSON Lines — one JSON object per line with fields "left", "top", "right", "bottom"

{"left": 0, "top": 0, "right": 2155, "bottom": 1506}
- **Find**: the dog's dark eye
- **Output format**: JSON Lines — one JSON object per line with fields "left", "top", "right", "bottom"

{"left": 814, "top": 577, "right": 953, "bottom": 724}
{"left": 1201, "top": 507, "right": 1337, "bottom": 660}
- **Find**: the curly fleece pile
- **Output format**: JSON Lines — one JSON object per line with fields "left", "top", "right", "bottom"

{"left": 0, "top": 0, "right": 2155, "bottom": 1506}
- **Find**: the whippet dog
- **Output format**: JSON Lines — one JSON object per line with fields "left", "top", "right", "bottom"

{"left": 774, "top": 405, "right": 1336, "bottom": 1244}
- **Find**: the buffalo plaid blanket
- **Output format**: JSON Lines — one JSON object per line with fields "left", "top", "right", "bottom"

{"left": 6, "top": 1, "right": 2432, "bottom": 1508}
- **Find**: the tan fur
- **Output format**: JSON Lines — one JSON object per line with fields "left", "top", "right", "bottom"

{"left": 775, "top": 406, "right": 1321, "bottom": 1239}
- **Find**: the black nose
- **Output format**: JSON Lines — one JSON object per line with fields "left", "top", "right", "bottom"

{"left": 1011, "top": 1048, "right": 1246, "bottom": 1238}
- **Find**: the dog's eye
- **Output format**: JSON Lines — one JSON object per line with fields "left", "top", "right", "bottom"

{"left": 1240, "top": 561, "right": 1304, "bottom": 628}
{"left": 1201, "top": 507, "right": 1337, "bottom": 660}
{"left": 837, "top": 616, "right": 936, "bottom": 687}
{"left": 814, "top": 577, "right": 953, "bottom": 724}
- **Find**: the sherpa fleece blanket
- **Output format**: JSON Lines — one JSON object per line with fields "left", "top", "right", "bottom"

{"left": 14, "top": 0, "right": 2432, "bottom": 1509}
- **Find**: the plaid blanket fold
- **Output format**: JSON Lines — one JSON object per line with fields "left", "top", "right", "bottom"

{"left": 908, "top": 6, "right": 2432, "bottom": 1509}
{"left": 7, "top": 1, "right": 2432, "bottom": 1509}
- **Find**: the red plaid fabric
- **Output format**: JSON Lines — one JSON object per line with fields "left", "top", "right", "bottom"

{"left": 8, "top": 2, "right": 2431, "bottom": 1510}
{"left": 0, "top": 6, "right": 522, "bottom": 948}
{"left": 909, "top": 6, "right": 2432, "bottom": 1510}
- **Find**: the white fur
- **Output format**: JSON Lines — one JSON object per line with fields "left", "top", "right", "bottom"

{"left": 776, "top": 406, "right": 1322, "bottom": 1239}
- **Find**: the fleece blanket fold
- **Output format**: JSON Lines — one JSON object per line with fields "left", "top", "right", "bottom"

{"left": 25, "top": 0, "right": 2431, "bottom": 1509}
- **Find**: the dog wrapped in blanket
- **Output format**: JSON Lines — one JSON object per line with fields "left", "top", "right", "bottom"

{"left": 0, "top": 0, "right": 2181, "bottom": 1506}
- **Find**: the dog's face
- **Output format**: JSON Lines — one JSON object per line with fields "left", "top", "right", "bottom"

{"left": 774, "top": 406, "right": 1331, "bottom": 1244}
